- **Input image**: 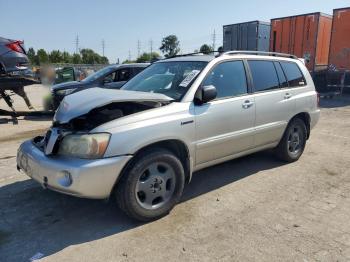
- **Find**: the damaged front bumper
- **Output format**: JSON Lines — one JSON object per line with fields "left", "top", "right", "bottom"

{"left": 17, "top": 140, "right": 132, "bottom": 199}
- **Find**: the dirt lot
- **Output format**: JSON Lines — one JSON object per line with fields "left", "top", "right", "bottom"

{"left": 0, "top": 85, "right": 350, "bottom": 261}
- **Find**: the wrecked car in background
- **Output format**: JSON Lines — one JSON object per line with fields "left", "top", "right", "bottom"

{"left": 50, "top": 63, "right": 149, "bottom": 110}
{"left": 17, "top": 52, "right": 320, "bottom": 221}
{"left": 0, "top": 36, "right": 29, "bottom": 75}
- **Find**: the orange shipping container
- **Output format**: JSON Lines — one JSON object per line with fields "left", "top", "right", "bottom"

{"left": 329, "top": 7, "right": 350, "bottom": 71}
{"left": 270, "top": 12, "right": 332, "bottom": 71}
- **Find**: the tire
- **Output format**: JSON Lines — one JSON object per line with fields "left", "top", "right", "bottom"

{"left": 115, "top": 148, "right": 185, "bottom": 221}
{"left": 275, "top": 118, "right": 307, "bottom": 162}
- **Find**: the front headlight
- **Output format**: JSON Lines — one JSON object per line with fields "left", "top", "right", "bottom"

{"left": 56, "top": 88, "right": 76, "bottom": 96}
{"left": 58, "top": 133, "right": 111, "bottom": 159}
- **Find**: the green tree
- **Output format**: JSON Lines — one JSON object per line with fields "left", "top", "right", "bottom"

{"left": 200, "top": 44, "right": 214, "bottom": 54}
{"left": 27, "top": 47, "right": 37, "bottom": 65}
{"left": 80, "top": 49, "right": 109, "bottom": 64}
{"left": 217, "top": 46, "right": 224, "bottom": 53}
{"left": 49, "top": 50, "right": 63, "bottom": 63}
{"left": 37, "top": 49, "right": 49, "bottom": 64}
{"left": 100, "top": 56, "right": 109, "bottom": 64}
{"left": 160, "top": 35, "right": 180, "bottom": 58}
{"left": 80, "top": 48, "right": 96, "bottom": 64}
{"left": 62, "top": 51, "right": 72, "bottom": 63}
{"left": 122, "top": 59, "right": 135, "bottom": 64}
{"left": 136, "top": 52, "right": 160, "bottom": 63}
{"left": 72, "top": 53, "right": 82, "bottom": 64}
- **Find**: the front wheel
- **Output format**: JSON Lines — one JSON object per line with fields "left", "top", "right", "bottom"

{"left": 275, "top": 118, "right": 307, "bottom": 162}
{"left": 115, "top": 148, "right": 185, "bottom": 221}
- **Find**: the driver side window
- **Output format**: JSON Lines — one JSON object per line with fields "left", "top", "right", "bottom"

{"left": 203, "top": 60, "right": 248, "bottom": 99}
{"left": 103, "top": 72, "right": 116, "bottom": 83}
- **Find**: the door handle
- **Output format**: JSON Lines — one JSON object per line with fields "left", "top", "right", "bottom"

{"left": 284, "top": 93, "right": 292, "bottom": 99}
{"left": 242, "top": 100, "right": 254, "bottom": 109}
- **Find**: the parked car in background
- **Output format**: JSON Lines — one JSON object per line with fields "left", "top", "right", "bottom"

{"left": 50, "top": 63, "right": 149, "bottom": 110}
{"left": 0, "top": 37, "right": 29, "bottom": 75}
{"left": 54, "top": 67, "right": 84, "bottom": 84}
{"left": 17, "top": 51, "right": 320, "bottom": 221}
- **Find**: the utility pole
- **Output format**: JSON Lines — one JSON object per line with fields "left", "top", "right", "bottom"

{"left": 149, "top": 39, "right": 153, "bottom": 54}
{"left": 128, "top": 50, "right": 131, "bottom": 61}
{"left": 102, "top": 39, "right": 105, "bottom": 56}
{"left": 212, "top": 30, "right": 216, "bottom": 51}
{"left": 137, "top": 40, "right": 141, "bottom": 58}
{"left": 75, "top": 35, "right": 79, "bottom": 54}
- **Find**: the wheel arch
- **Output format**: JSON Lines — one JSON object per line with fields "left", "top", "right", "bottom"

{"left": 289, "top": 112, "right": 311, "bottom": 139}
{"left": 110, "top": 139, "right": 192, "bottom": 198}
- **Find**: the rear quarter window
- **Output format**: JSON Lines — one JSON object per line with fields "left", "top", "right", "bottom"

{"left": 280, "top": 61, "right": 306, "bottom": 87}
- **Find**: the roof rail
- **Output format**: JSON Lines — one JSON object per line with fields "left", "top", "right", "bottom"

{"left": 222, "top": 51, "right": 298, "bottom": 59}
{"left": 163, "top": 51, "right": 221, "bottom": 60}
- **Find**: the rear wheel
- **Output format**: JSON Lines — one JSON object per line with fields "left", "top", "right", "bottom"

{"left": 275, "top": 118, "right": 307, "bottom": 162}
{"left": 116, "top": 148, "right": 185, "bottom": 221}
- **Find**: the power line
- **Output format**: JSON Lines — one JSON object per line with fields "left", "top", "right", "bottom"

{"left": 149, "top": 39, "right": 153, "bottom": 54}
{"left": 137, "top": 40, "right": 141, "bottom": 58}
{"left": 75, "top": 35, "right": 79, "bottom": 54}
{"left": 212, "top": 30, "right": 216, "bottom": 51}
{"left": 102, "top": 39, "right": 105, "bottom": 56}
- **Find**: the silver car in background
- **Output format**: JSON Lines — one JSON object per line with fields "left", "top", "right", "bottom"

{"left": 17, "top": 51, "right": 320, "bottom": 221}
{"left": 0, "top": 36, "right": 29, "bottom": 75}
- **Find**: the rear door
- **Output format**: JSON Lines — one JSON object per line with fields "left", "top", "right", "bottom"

{"left": 194, "top": 60, "right": 255, "bottom": 166}
{"left": 247, "top": 60, "right": 295, "bottom": 147}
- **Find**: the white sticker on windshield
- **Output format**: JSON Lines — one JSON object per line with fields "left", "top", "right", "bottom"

{"left": 179, "top": 70, "right": 200, "bottom": 87}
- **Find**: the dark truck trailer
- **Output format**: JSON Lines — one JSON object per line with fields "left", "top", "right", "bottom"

{"left": 270, "top": 12, "right": 332, "bottom": 72}
{"left": 223, "top": 21, "right": 271, "bottom": 52}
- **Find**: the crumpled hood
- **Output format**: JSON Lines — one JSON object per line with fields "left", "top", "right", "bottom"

{"left": 54, "top": 87, "right": 173, "bottom": 124}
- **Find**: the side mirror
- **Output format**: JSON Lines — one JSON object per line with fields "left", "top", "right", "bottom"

{"left": 194, "top": 85, "right": 217, "bottom": 105}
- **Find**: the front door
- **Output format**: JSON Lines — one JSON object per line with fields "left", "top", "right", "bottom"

{"left": 194, "top": 60, "right": 255, "bottom": 166}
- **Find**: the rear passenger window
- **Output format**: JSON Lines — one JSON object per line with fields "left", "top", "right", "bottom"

{"left": 203, "top": 60, "right": 247, "bottom": 99}
{"left": 248, "top": 61, "right": 280, "bottom": 92}
{"left": 274, "top": 62, "right": 289, "bottom": 88}
{"left": 133, "top": 67, "right": 145, "bottom": 75}
{"left": 280, "top": 62, "right": 306, "bottom": 87}
{"left": 117, "top": 69, "right": 130, "bottom": 82}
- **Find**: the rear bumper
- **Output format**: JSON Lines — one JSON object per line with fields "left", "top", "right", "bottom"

{"left": 310, "top": 109, "right": 321, "bottom": 130}
{"left": 1, "top": 52, "right": 29, "bottom": 74}
{"left": 17, "top": 140, "right": 132, "bottom": 199}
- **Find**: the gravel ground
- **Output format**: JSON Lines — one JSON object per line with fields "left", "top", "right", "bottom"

{"left": 0, "top": 86, "right": 349, "bottom": 262}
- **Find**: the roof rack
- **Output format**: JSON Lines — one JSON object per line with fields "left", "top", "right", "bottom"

{"left": 163, "top": 51, "right": 221, "bottom": 60}
{"left": 222, "top": 51, "right": 298, "bottom": 59}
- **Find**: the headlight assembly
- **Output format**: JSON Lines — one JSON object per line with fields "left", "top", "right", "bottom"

{"left": 56, "top": 88, "right": 76, "bottom": 96}
{"left": 58, "top": 133, "right": 111, "bottom": 159}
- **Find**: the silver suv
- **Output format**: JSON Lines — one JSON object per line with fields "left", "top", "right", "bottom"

{"left": 17, "top": 51, "right": 320, "bottom": 221}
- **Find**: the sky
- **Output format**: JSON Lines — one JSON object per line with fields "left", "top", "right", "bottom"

{"left": 1, "top": 0, "right": 349, "bottom": 63}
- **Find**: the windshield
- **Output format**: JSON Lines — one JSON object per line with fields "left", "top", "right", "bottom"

{"left": 121, "top": 61, "right": 208, "bottom": 100}
{"left": 82, "top": 66, "right": 115, "bottom": 82}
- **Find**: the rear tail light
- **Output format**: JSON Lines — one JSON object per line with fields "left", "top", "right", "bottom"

{"left": 6, "top": 40, "right": 25, "bottom": 54}
{"left": 317, "top": 92, "right": 320, "bottom": 107}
